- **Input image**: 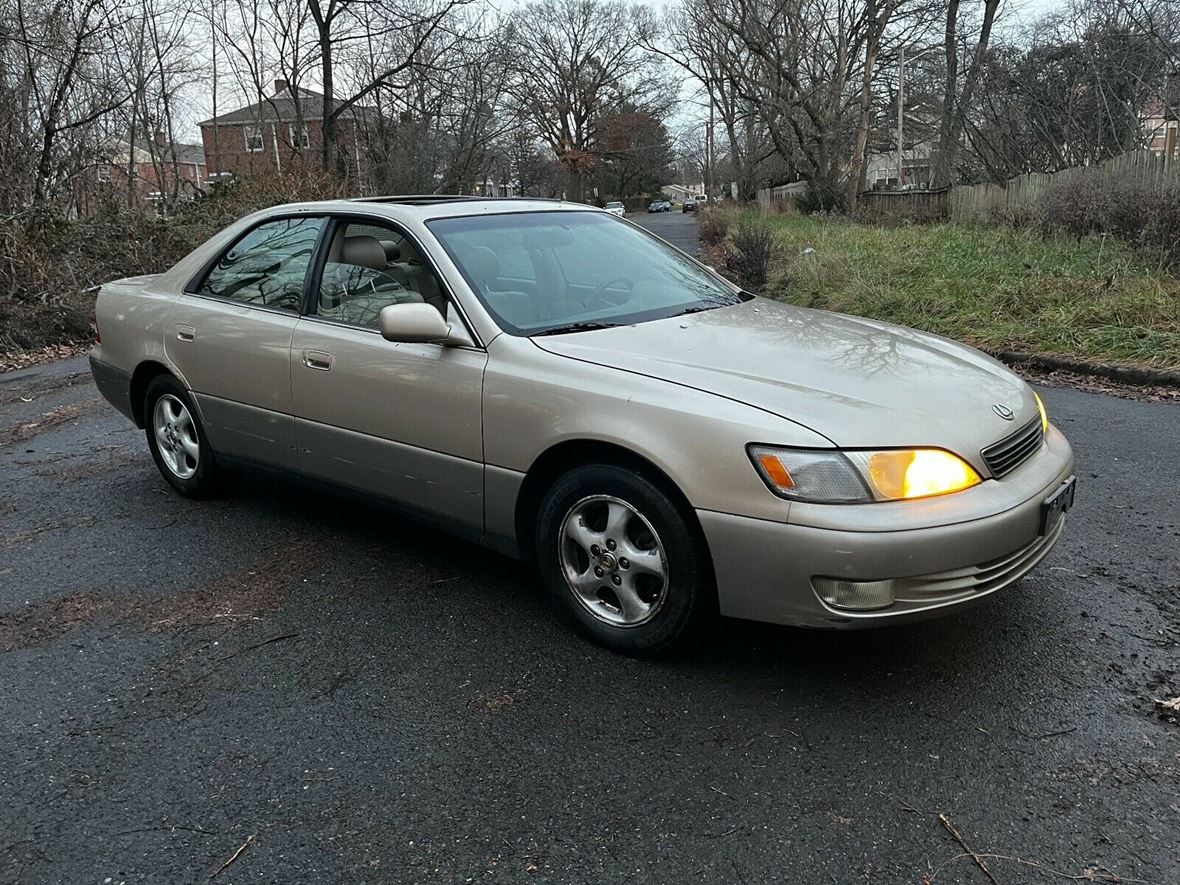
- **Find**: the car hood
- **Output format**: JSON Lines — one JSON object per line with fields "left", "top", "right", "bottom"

{"left": 532, "top": 298, "right": 1035, "bottom": 463}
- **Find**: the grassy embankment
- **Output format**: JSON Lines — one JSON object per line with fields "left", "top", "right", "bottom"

{"left": 726, "top": 210, "right": 1180, "bottom": 371}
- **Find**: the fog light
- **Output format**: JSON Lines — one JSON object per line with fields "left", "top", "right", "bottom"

{"left": 813, "top": 577, "right": 896, "bottom": 611}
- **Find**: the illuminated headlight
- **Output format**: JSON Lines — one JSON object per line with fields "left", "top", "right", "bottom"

{"left": 749, "top": 445, "right": 981, "bottom": 503}
{"left": 1033, "top": 391, "right": 1048, "bottom": 434}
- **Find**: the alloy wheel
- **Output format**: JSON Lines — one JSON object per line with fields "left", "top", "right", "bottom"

{"left": 152, "top": 394, "right": 199, "bottom": 480}
{"left": 558, "top": 495, "right": 668, "bottom": 627}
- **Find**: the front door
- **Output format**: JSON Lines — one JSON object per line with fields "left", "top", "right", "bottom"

{"left": 290, "top": 216, "right": 487, "bottom": 536}
{"left": 166, "top": 215, "right": 326, "bottom": 471}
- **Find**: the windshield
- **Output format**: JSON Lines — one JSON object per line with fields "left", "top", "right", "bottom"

{"left": 427, "top": 211, "right": 747, "bottom": 335}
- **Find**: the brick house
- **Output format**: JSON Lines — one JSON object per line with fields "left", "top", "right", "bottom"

{"left": 97, "top": 132, "right": 206, "bottom": 208}
{"left": 1140, "top": 73, "right": 1179, "bottom": 160}
{"left": 199, "top": 79, "right": 369, "bottom": 179}
{"left": 1141, "top": 100, "right": 1178, "bottom": 159}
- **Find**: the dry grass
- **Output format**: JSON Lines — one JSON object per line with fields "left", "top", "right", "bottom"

{"left": 732, "top": 210, "right": 1180, "bottom": 369}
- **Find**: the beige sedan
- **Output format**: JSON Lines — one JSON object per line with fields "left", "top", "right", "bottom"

{"left": 90, "top": 197, "right": 1075, "bottom": 654}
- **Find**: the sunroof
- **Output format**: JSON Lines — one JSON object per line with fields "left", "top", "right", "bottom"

{"left": 350, "top": 195, "right": 564, "bottom": 205}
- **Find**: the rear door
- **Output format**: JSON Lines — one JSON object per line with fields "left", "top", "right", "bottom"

{"left": 166, "top": 215, "right": 326, "bottom": 470}
{"left": 289, "top": 216, "right": 487, "bottom": 537}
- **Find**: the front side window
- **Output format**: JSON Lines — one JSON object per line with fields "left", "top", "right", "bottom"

{"left": 314, "top": 219, "right": 448, "bottom": 328}
{"left": 196, "top": 216, "right": 324, "bottom": 310}
{"left": 427, "top": 210, "right": 746, "bottom": 335}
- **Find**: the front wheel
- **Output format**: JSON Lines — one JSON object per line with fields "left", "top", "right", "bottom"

{"left": 144, "top": 374, "right": 218, "bottom": 497}
{"left": 535, "top": 465, "right": 714, "bottom": 655}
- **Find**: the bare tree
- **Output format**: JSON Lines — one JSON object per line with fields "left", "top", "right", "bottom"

{"left": 657, "top": 0, "right": 770, "bottom": 201}
{"left": 930, "top": 0, "right": 999, "bottom": 186}
{"left": 1, "top": 0, "right": 129, "bottom": 215}
{"left": 306, "top": 0, "right": 469, "bottom": 175}
{"left": 506, "top": 0, "right": 669, "bottom": 201}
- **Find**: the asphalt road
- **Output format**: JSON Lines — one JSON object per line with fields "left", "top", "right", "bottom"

{"left": 2, "top": 212, "right": 1178, "bottom": 884}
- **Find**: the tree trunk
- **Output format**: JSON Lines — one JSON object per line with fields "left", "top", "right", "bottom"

{"left": 933, "top": 0, "right": 960, "bottom": 187}
{"left": 319, "top": 25, "right": 335, "bottom": 173}
{"left": 845, "top": 0, "right": 893, "bottom": 210}
{"left": 933, "top": 0, "right": 999, "bottom": 186}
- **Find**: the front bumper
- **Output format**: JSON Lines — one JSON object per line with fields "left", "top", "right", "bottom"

{"left": 699, "top": 427, "right": 1075, "bottom": 628}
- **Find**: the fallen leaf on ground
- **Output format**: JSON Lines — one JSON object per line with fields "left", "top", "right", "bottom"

{"left": 1153, "top": 696, "right": 1180, "bottom": 721}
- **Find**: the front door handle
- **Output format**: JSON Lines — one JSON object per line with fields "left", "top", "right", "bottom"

{"left": 302, "top": 349, "right": 333, "bottom": 371}
{"left": 176, "top": 325, "right": 196, "bottom": 342}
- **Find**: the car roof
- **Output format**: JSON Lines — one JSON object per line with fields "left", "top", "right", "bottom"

{"left": 255, "top": 196, "right": 598, "bottom": 223}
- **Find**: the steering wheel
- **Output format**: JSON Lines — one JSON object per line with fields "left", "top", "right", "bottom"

{"left": 587, "top": 275, "right": 634, "bottom": 307}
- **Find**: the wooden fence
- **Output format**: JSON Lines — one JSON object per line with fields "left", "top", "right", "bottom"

{"left": 755, "top": 181, "right": 808, "bottom": 210}
{"left": 950, "top": 149, "right": 1178, "bottom": 223}
{"left": 760, "top": 149, "right": 1180, "bottom": 222}
{"left": 858, "top": 187, "right": 949, "bottom": 221}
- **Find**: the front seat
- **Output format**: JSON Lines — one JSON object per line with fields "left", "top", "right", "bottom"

{"left": 340, "top": 235, "right": 389, "bottom": 271}
{"left": 321, "top": 235, "right": 421, "bottom": 326}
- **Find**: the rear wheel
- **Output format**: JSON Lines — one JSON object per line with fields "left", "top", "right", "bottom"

{"left": 536, "top": 465, "right": 714, "bottom": 655}
{"left": 144, "top": 375, "right": 217, "bottom": 497}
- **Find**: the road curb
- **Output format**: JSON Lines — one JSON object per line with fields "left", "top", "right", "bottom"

{"left": 991, "top": 350, "right": 1180, "bottom": 388}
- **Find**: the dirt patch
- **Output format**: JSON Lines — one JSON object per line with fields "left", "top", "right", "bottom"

{"left": 31, "top": 445, "right": 140, "bottom": 482}
{"left": 471, "top": 689, "right": 525, "bottom": 714}
{"left": 0, "top": 343, "right": 90, "bottom": 375}
{"left": 0, "top": 396, "right": 103, "bottom": 447}
{"left": 1013, "top": 365, "right": 1180, "bottom": 403}
{"left": 0, "top": 537, "right": 325, "bottom": 653}
{"left": 0, "top": 369, "right": 92, "bottom": 406}
{"left": 0, "top": 517, "right": 99, "bottom": 551}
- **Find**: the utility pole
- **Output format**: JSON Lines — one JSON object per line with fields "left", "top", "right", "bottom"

{"left": 897, "top": 44, "right": 905, "bottom": 189}
{"left": 707, "top": 85, "right": 715, "bottom": 199}
{"left": 211, "top": 0, "right": 220, "bottom": 182}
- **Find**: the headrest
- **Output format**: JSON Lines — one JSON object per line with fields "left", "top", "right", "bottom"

{"left": 340, "top": 236, "right": 387, "bottom": 271}
{"left": 465, "top": 246, "right": 500, "bottom": 287}
{"left": 377, "top": 239, "right": 401, "bottom": 262}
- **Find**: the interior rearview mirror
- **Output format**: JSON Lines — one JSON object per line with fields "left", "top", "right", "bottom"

{"left": 379, "top": 303, "right": 452, "bottom": 344}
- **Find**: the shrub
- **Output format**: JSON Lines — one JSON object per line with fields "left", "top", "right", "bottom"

{"left": 1037, "top": 173, "right": 1180, "bottom": 270}
{"left": 697, "top": 208, "right": 730, "bottom": 247}
{"left": 0, "top": 171, "right": 349, "bottom": 356}
{"left": 794, "top": 177, "right": 845, "bottom": 215}
{"left": 724, "top": 216, "right": 776, "bottom": 291}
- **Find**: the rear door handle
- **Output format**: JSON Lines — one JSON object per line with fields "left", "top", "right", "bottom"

{"left": 303, "top": 349, "right": 333, "bottom": 371}
{"left": 176, "top": 325, "right": 196, "bottom": 342}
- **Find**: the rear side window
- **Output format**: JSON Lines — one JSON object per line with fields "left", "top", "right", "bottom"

{"left": 197, "top": 217, "right": 325, "bottom": 310}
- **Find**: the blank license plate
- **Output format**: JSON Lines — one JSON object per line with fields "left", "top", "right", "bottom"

{"left": 1040, "top": 475, "right": 1076, "bottom": 535}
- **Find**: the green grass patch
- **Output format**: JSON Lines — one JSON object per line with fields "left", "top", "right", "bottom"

{"left": 733, "top": 211, "right": 1180, "bottom": 370}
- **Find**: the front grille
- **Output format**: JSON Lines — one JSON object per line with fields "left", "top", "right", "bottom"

{"left": 981, "top": 417, "right": 1044, "bottom": 477}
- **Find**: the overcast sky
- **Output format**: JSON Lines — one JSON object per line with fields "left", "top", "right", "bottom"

{"left": 178, "top": 0, "right": 1075, "bottom": 143}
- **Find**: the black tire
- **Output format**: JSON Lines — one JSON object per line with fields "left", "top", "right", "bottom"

{"left": 535, "top": 464, "right": 715, "bottom": 655}
{"left": 143, "top": 374, "right": 218, "bottom": 497}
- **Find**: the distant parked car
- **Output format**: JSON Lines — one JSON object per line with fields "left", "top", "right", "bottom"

{"left": 647, "top": 200, "right": 671, "bottom": 213}
{"left": 682, "top": 197, "right": 697, "bottom": 213}
{"left": 605, "top": 201, "right": 626, "bottom": 217}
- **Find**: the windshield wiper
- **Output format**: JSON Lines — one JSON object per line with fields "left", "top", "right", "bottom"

{"left": 532, "top": 321, "right": 624, "bottom": 336}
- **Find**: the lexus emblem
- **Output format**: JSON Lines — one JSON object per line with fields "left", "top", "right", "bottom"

{"left": 992, "top": 403, "right": 1015, "bottom": 421}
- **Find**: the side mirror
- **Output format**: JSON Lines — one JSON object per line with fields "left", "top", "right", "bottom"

{"left": 379, "top": 303, "right": 452, "bottom": 344}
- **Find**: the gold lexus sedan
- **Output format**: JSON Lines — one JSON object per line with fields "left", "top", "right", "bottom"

{"left": 89, "top": 197, "right": 1076, "bottom": 654}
